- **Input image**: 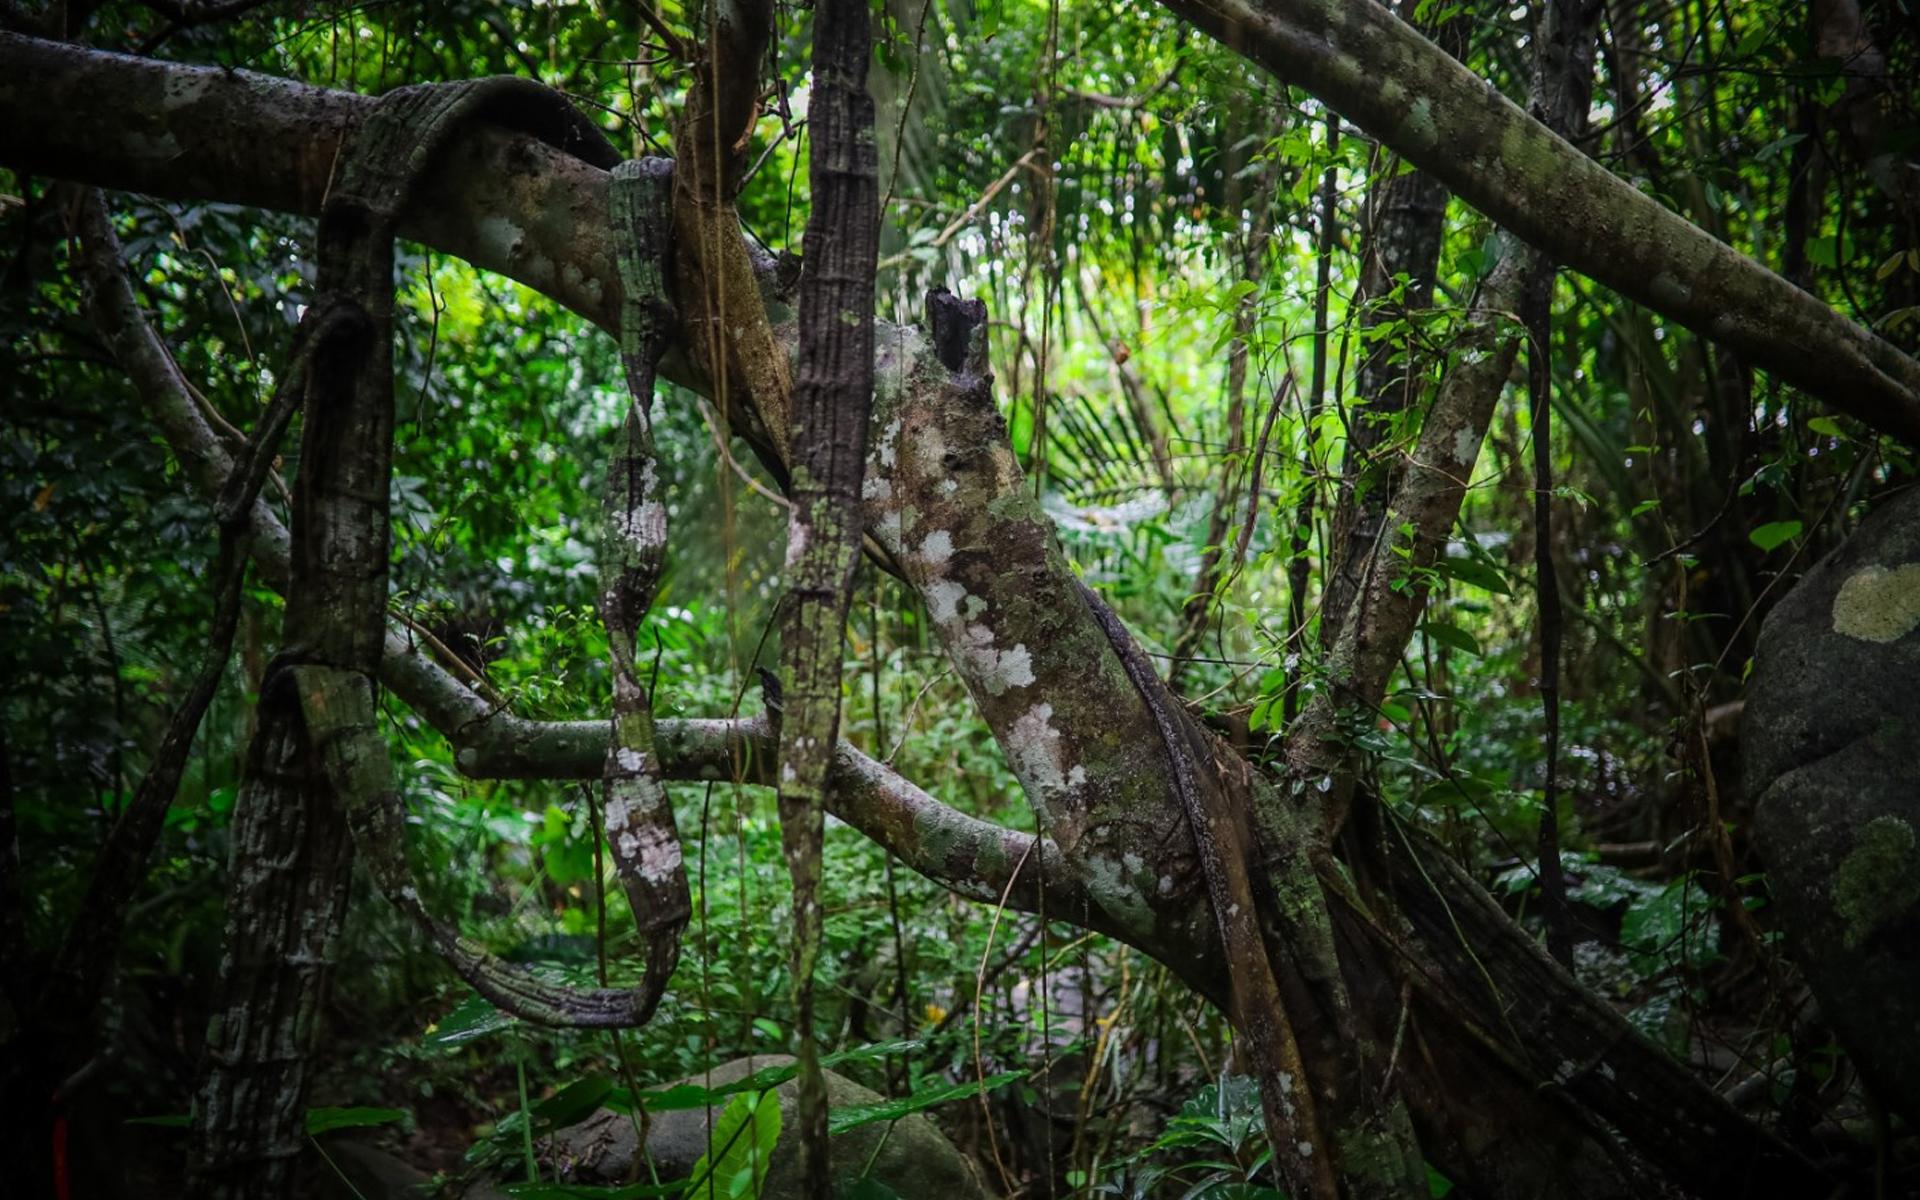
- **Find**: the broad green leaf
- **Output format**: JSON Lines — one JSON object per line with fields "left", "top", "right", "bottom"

{"left": 680, "top": 1090, "right": 780, "bottom": 1200}
{"left": 306, "top": 1106, "right": 408, "bottom": 1136}
{"left": 827, "top": 1070, "right": 1025, "bottom": 1135}
{"left": 1417, "top": 622, "right": 1482, "bottom": 657}
{"left": 426, "top": 991, "right": 519, "bottom": 1048}
{"left": 1436, "top": 555, "right": 1512, "bottom": 596}
{"left": 1748, "top": 520, "right": 1802, "bottom": 552}
{"left": 532, "top": 1076, "right": 617, "bottom": 1129}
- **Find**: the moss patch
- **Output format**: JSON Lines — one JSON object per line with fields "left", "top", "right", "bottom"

{"left": 1833, "top": 815, "right": 1920, "bottom": 949}
{"left": 1830, "top": 563, "right": 1920, "bottom": 643}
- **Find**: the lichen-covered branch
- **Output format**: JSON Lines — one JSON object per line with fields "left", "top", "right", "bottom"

{"left": 596, "top": 157, "right": 689, "bottom": 1025}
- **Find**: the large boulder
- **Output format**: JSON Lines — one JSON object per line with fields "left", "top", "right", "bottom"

{"left": 1745, "top": 486, "right": 1920, "bottom": 1127}
{"left": 543, "top": 1055, "right": 993, "bottom": 1200}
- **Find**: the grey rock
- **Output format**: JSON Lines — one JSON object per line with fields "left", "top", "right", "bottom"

{"left": 543, "top": 1054, "right": 993, "bottom": 1200}
{"left": 1746, "top": 486, "right": 1920, "bottom": 1127}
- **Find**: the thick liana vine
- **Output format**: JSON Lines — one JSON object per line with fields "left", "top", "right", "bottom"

{"left": 775, "top": 0, "right": 883, "bottom": 1193}
{"left": 196, "top": 81, "right": 690, "bottom": 1192}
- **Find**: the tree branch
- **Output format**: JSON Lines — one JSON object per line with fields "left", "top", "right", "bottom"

{"left": 9, "top": 29, "right": 1917, "bottom": 444}
{"left": 1151, "top": 0, "right": 1920, "bottom": 445}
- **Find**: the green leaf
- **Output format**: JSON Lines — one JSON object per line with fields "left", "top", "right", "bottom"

{"left": 680, "top": 1091, "right": 780, "bottom": 1200}
{"left": 1417, "top": 622, "right": 1482, "bottom": 657}
{"left": 426, "top": 991, "right": 519, "bottom": 1048}
{"left": 1804, "top": 234, "right": 1855, "bottom": 268}
{"left": 1436, "top": 555, "right": 1511, "bottom": 596}
{"left": 827, "top": 1070, "right": 1025, "bottom": 1135}
{"left": 1248, "top": 696, "right": 1275, "bottom": 733}
{"left": 306, "top": 1106, "right": 408, "bottom": 1136}
{"left": 532, "top": 1076, "right": 617, "bottom": 1128}
{"left": 1806, "top": 416, "right": 1844, "bottom": 438}
{"left": 1748, "top": 520, "right": 1802, "bottom": 552}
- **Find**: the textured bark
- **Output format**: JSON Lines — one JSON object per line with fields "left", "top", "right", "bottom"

{"left": 776, "top": 1, "right": 882, "bottom": 1191}
{"left": 190, "top": 688, "right": 355, "bottom": 1197}
{"left": 669, "top": 0, "right": 792, "bottom": 464}
{"left": 598, "top": 158, "right": 691, "bottom": 1024}
{"left": 1284, "top": 114, "right": 1339, "bottom": 721}
{"left": 1322, "top": 4, "right": 1460, "bottom": 646}
{"left": 1284, "top": 267, "right": 1523, "bottom": 835}
{"left": 1171, "top": 138, "right": 1276, "bottom": 685}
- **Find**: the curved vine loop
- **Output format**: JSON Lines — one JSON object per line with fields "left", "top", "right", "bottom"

{"left": 284, "top": 78, "right": 688, "bottom": 1027}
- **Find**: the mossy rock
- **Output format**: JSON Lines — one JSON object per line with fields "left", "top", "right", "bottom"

{"left": 1746, "top": 487, "right": 1920, "bottom": 1128}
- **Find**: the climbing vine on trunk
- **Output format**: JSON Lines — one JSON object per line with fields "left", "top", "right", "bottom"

{"left": 775, "top": 0, "right": 883, "bottom": 1193}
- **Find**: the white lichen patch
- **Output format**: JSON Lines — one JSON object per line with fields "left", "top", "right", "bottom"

{"left": 918, "top": 529, "right": 954, "bottom": 567}
{"left": 951, "top": 626, "right": 1033, "bottom": 695}
{"left": 1405, "top": 96, "right": 1435, "bottom": 145}
{"left": 161, "top": 72, "right": 213, "bottom": 109}
{"left": 914, "top": 422, "right": 950, "bottom": 473}
{"left": 474, "top": 214, "right": 527, "bottom": 264}
{"left": 784, "top": 521, "right": 810, "bottom": 569}
{"left": 862, "top": 476, "right": 892, "bottom": 503}
{"left": 1007, "top": 702, "right": 1068, "bottom": 794}
{"left": 615, "top": 746, "right": 646, "bottom": 773}
{"left": 1831, "top": 563, "right": 1920, "bottom": 643}
{"left": 124, "top": 130, "right": 183, "bottom": 161}
{"left": 875, "top": 417, "right": 903, "bottom": 469}
{"left": 875, "top": 504, "right": 905, "bottom": 549}
{"left": 612, "top": 501, "right": 666, "bottom": 552}
{"left": 926, "top": 578, "right": 968, "bottom": 624}
{"left": 1452, "top": 424, "right": 1479, "bottom": 466}
{"left": 1648, "top": 271, "right": 1693, "bottom": 309}
{"left": 1082, "top": 852, "right": 1155, "bottom": 938}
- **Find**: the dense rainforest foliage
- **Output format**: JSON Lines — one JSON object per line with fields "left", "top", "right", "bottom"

{"left": 2, "top": 0, "right": 1918, "bottom": 1196}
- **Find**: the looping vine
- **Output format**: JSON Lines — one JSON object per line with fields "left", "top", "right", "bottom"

{"left": 279, "top": 79, "right": 688, "bottom": 1029}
